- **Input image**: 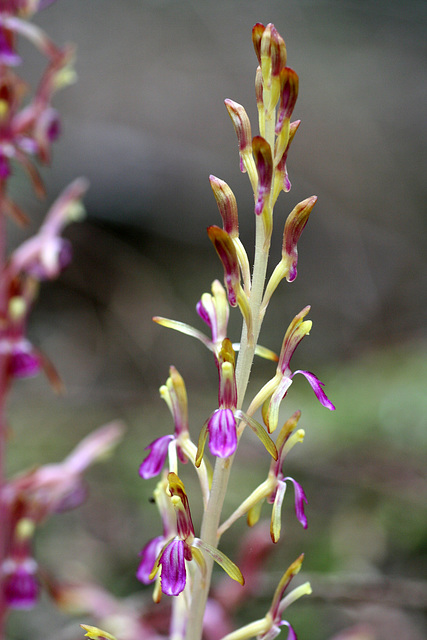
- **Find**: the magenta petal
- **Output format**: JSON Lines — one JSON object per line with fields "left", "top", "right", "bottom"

{"left": 284, "top": 477, "right": 308, "bottom": 529}
{"left": 281, "top": 621, "right": 298, "bottom": 640}
{"left": 207, "top": 408, "right": 237, "bottom": 458}
{"left": 196, "top": 299, "right": 213, "bottom": 329}
{"left": 10, "top": 345, "right": 41, "bottom": 378}
{"left": 159, "top": 538, "right": 187, "bottom": 596}
{"left": 3, "top": 558, "right": 39, "bottom": 610}
{"left": 136, "top": 536, "right": 164, "bottom": 584}
{"left": 292, "top": 370, "right": 335, "bottom": 410}
{"left": 139, "top": 435, "right": 174, "bottom": 479}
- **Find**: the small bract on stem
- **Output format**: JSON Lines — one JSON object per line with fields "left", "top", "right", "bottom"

{"left": 138, "top": 21, "right": 335, "bottom": 640}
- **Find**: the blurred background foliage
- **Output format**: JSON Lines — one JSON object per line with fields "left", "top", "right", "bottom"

{"left": 5, "top": 0, "right": 427, "bottom": 639}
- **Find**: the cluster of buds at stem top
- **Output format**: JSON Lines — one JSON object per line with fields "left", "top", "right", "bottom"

{"left": 1, "top": 423, "right": 124, "bottom": 609}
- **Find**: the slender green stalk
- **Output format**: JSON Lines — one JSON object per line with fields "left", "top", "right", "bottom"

{"left": 186, "top": 213, "right": 271, "bottom": 640}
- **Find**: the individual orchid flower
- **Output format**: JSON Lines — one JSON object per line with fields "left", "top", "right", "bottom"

{"left": 9, "top": 177, "right": 88, "bottom": 281}
{"left": 154, "top": 280, "right": 277, "bottom": 368}
{"left": 139, "top": 366, "right": 190, "bottom": 479}
{"left": 273, "top": 119, "right": 300, "bottom": 200}
{"left": 138, "top": 367, "right": 210, "bottom": 504}
{"left": 209, "top": 175, "right": 251, "bottom": 294}
{"left": 207, "top": 225, "right": 253, "bottom": 344}
{"left": 197, "top": 339, "right": 238, "bottom": 460}
{"left": 149, "top": 473, "right": 244, "bottom": 598}
{"left": 262, "top": 196, "right": 318, "bottom": 313}
{"left": 136, "top": 476, "right": 176, "bottom": 590}
{"left": 219, "top": 555, "right": 310, "bottom": 640}
{"left": 218, "top": 411, "right": 306, "bottom": 542}
{"left": 247, "top": 306, "right": 335, "bottom": 434}
{"left": 275, "top": 67, "right": 299, "bottom": 148}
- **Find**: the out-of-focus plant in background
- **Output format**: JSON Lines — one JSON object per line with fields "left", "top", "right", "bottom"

{"left": 3, "top": 1, "right": 426, "bottom": 640}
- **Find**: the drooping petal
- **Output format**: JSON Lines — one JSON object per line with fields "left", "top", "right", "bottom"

{"left": 281, "top": 621, "right": 298, "bottom": 640}
{"left": 207, "top": 408, "right": 237, "bottom": 458}
{"left": 158, "top": 538, "right": 187, "bottom": 596}
{"left": 284, "top": 477, "right": 308, "bottom": 529}
{"left": 292, "top": 370, "right": 335, "bottom": 410}
{"left": 136, "top": 535, "right": 165, "bottom": 584}
{"left": 139, "top": 435, "right": 174, "bottom": 479}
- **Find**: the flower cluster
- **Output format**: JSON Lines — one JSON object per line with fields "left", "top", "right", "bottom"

{"left": 136, "top": 21, "right": 335, "bottom": 640}
{"left": 0, "top": 3, "right": 126, "bottom": 634}
{"left": 1, "top": 423, "right": 123, "bottom": 610}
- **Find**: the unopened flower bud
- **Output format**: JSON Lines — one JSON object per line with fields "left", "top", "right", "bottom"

{"left": 252, "top": 136, "right": 273, "bottom": 216}
{"left": 224, "top": 99, "right": 252, "bottom": 173}
{"left": 209, "top": 175, "right": 239, "bottom": 238}
{"left": 207, "top": 225, "right": 240, "bottom": 307}
{"left": 282, "top": 196, "right": 317, "bottom": 282}
{"left": 276, "top": 67, "right": 299, "bottom": 135}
